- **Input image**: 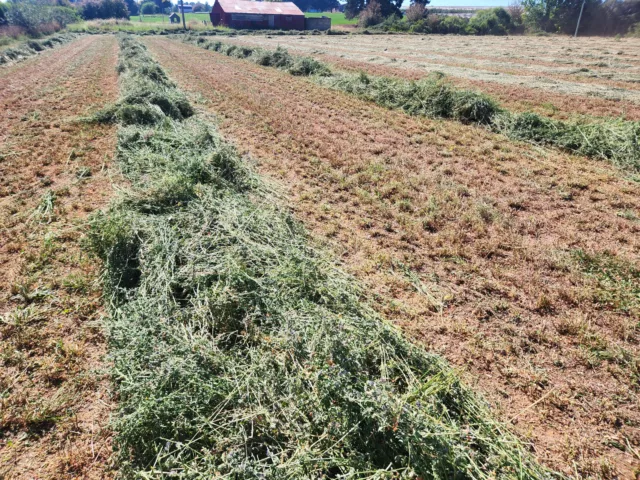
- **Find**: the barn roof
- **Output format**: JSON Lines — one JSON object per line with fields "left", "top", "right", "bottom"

{"left": 215, "top": 0, "right": 304, "bottom": 16}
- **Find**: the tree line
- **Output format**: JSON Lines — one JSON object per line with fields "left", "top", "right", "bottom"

{"left": 347, "top": 0, "right": 639, "bottom": 36}
{"left": 1, "top": 0, "right": 79, "bottom": 36}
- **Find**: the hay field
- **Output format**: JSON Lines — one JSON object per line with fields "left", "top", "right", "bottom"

{"left": 222, "top": 34, "right": 640, "bottom": 120}
{"left": 2, "top": 30, "right": 639, "bottom": 480}
{"left": 144, "top": 36, "right": 640, "bottom": 478}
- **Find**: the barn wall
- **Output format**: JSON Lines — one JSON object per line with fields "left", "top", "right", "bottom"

{"left": 274, "top": 15, "right": 305, "bottom": 30}
{"left": 304, "top": 16, "right": 331, "bottom": 30}
{"left": 210, "top": 6, "right": 304, "bottom": 30}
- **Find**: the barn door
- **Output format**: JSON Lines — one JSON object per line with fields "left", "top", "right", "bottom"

{"left": 268, "top": 15, "right": 275, "bottom": 27}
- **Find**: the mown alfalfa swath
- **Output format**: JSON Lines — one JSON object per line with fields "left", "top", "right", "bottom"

{"left": 88, "top": 35, "right": 558, "bottom": 478}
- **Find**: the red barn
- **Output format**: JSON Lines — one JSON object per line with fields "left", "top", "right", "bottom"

{"left": 210, "top": 0, "right": 305, "bottom": 30}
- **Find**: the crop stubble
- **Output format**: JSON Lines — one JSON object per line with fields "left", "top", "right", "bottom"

{"left": 145, "top": 37, "right": 640, "bottom": 478}
{"left": 0, "top": 35, "right": 119, "bottom": 479}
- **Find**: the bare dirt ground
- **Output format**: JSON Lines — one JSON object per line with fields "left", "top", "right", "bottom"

{"left": 222, "top": 34, "right": 640, "bottom": 121}
{"left": 146, "top": 37, "right": 640, "bottom": 479}
{"left": 0, "top": 35, "right": 119, "bottom": 479}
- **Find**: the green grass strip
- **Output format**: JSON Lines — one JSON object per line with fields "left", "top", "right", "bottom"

{"left": 180, "top": 34, "right": 640, "bottom": 173}
{"left": 89, "top": 35, "right": 558, "bottom": 478}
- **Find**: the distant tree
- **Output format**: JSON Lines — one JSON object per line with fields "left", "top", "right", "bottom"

{"left": 318, "top": 0, "right": 339, "bottom": 10}
{"left": 599, "top": 0, "right": 640, "bottom": 35}
{"left": 522, "top": 0, "right": 601, "bottom": 33}
{"left": 346, "top": 0, "right": 400, "bottom": 19}
{"left": 357, "top": 0, "right": 382, "bottom": 26}
{"left": 4, "top": 0, "right": 79, "bottom": 33}
{"left": 204, "top": 1, "right": 211, "bottom": 12}
{"left": 81, "top": 1, "right": 99, "bottom": 18}
{"left": 192, "top": 2, "right": 204, "bottom": 11}
{"left": 405, "top": 2, "right": 426, "bottom": 22}
{"left": 81, "top": 0, "right": 129, "bottom": 19}
{"left": 123, "top": 0, "right": 138, "bottom": 15}
{"left": 141, "top": 1, "right": 158, "bottom": 13}
{"left": 507, "top": 0, "right": 523, "bottom": 25}
{"left": 468, "top": 7, "right": 512, "bottom": 34}
{"left": 0, "top": 2, "right": 8, "bottom": 25}
{"left": 153, "top": 0, "right": 171, "bottom": 13}
{"left": 436, "top": 15, "right": 468, "bottom": 33}
{"left": 344, "top": 0, "right": 364, "bottom": 18}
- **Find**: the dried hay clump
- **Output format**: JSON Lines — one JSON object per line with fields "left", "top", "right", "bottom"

{"left": 89, "top": 35, "right": 557, "bottom": 479}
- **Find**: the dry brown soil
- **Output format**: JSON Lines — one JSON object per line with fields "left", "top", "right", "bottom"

{"left": 0, "top": 35, "right": 119, "bottom": 479}
{"left": 146, "top": 37, "right": 640, "bottom": 479}
{"left": 221, "top": 34, "right": 640, "bottom": 121}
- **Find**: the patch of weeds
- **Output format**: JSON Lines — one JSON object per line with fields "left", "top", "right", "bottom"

{"left": 21, "top": 388, "right": 71, "bottom": 434}
{"left": 9, "top": 283, "right": 53, "bottom": 305}
{"left": 61, "top": 273, "right": 90, "bottom": 293}
{"left": 572, "top": 249, "right": 640, "bottom": 314}
{"left": 476, "top": 201, "right": 498, "bottom": 224}
{"left": 617, "top": 209, "right": 639, "bottom": 222}
{"left": 75, "top": 166, "right": 92, "bottom": 179}
{"left": 35, "top": 232, "right": 59, "bottom": 269}
{"left": 32, "top": 190, "right": 56, "bottom": 224}
{"left": 555, "top": 316, "right": 584, "bottom": 336}
{"left": 397, "top": 261, "right": 446, "bottom": 313}
{"left": 534, "top": 294, "right": 554, "bottom": 314}
{"left": 578, "top": 330, "right": 639, "bottom": 380}
{"left": 0, "top": 306, "right": 43, "bottom": 333}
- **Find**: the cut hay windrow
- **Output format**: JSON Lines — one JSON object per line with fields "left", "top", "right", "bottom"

{"left": 0, "top": 33, "right": 80, "bottom": 66}
{"left": 180, "top": 35, "right": 640, "bottom": 173}
{"left": 90, "top": 35, "right": 558, "bottom": 478}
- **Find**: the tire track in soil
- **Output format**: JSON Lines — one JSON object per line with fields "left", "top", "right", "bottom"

{"left": 145, "top": 37, "right": 640, "bottom": 478}
{"left": 0, "top": 35, "right": 119, "bottom": 479}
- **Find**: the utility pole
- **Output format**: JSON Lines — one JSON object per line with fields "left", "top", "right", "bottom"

{"left": 180, "top": 0, "right": 187, "bottom": 29}
{"left": 574, "top": 0, "right": 586, "bottom": 37}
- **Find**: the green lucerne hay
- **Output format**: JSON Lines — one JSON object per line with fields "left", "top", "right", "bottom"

{"left": 90, "top": 34, "right": 559, "bottom": 479}
{"left": 494, "top": 112, "right": 640, "bottom": 171}
{"left": 182, "top": 33, "right": 330, "bottom": 77}
{"left": 0, "top": 33, "right": 78, "bottom": 65}
{"left": 26, "top": 39, "right": 45, "bottom": 52}
{"left": 91, "top": 37, "right": 193, "bottom": 125}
